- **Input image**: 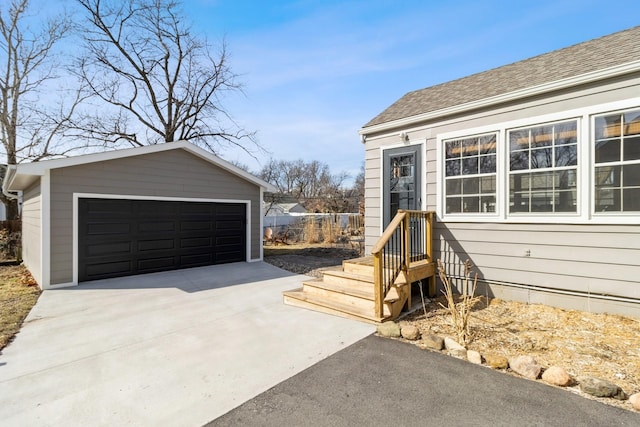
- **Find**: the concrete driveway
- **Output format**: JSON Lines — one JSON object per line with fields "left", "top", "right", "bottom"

{"left": 0, "top": 262, "right": 374, "bottom": 426}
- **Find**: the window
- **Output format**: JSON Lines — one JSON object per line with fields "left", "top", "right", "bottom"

{"left": 594, "top": 108, "right": 640, "bottom": 212}
{"left": 444, "top": 133, "right": 497, "bottom": 213}
{"left": 508, "top": 120, "right": 578, "bottom": 213}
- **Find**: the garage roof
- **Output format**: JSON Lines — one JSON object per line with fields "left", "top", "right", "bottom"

{"left": 3, "top": 141, "right": 278, "bottom": 193}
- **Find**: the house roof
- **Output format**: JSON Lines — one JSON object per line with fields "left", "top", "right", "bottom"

{"left": 362, "top": 26, "right": 640, "bottom": 132}
{"left": 2, "top": 141, "right": 278, "bottom": 193}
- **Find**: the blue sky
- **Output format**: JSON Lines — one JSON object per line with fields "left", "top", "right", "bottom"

{"left": 25, "top": 0, "right": 640, "bottom": 184}
{"left": 177, "top": 0, "right": 640, "bottom": 183}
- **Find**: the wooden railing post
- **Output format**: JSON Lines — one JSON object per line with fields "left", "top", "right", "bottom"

{"left": 401, "top": 210, "right": 410, "bottom": 272}
{"left": 426, "top": 211, "right": 433, "bottom": 262}
{"left": 426, "top": 211, "right": 436, "bottom": 296}
{"left": 373, "top": 251, "right": 383, "bottom": 318}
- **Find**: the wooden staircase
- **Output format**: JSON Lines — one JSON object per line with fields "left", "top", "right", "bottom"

{"left": 283, "top": 210, "right": 436, "bottom": 323}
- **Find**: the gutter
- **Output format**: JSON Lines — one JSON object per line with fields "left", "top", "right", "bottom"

{"left": 1, "top": 164, "right": 19, "bottom": 200}
{"left": 359, "top": 59, "right": 640, "bottom": 138}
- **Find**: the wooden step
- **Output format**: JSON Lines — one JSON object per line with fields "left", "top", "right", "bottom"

{"left": 342, "top": 256, "right": 374, "bottom": 275}
{"left": 283, "top": 288, "right": 388, "bottom": 324}
{"left": 300, "top": 278, "right": 377, "bottom": 314}
{"left": 302, "top": 278, "right": 374, "bottom": 300}
{"left": 321, "top": 270, "right": 374, "bottom": 289}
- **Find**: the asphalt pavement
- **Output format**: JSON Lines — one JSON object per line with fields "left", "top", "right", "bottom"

{"left": 207, "top": 335, "right": 640, "bottom": 427}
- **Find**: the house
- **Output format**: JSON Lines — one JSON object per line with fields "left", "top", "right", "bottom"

{"left": 263, "top": 202, "right": 307, "bottom": 216}
{"left": 2, "top": 141, "right": 277, "bottom": 289}
{"left": 359, "top": 26, "right": 640, "bottom": 318}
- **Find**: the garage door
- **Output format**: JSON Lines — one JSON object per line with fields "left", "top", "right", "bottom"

{"left": 78, "top": 198, "right": 246, "bottom": 282}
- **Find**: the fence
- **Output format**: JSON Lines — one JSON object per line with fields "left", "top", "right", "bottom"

{"left": 264, "top": 213, "right": 364, "bottom": 250}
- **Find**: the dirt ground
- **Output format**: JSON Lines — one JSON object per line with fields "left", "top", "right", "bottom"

{"left": 264, "top": 244, "right": 640, "bottom": 412}
{"left": 0, "top": 264, "right": 40, "bottom": 350}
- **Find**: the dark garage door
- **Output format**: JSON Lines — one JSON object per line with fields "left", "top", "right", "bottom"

{"left": 78, "top": 198, "right": 246, "bottom": 282}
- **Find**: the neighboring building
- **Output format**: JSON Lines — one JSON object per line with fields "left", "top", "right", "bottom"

{"left": 2, "top": 141, "right": 277, "bottom": 289}
{"left": 263, "top": 202, "right": 307, "bottom": 216}
{"left": 359, "top": 26, "right": 640, "bottom": 317}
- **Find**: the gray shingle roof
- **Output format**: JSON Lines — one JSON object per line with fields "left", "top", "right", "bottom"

{"left": 363, "top": 26, "right": 640, "bottom": 129}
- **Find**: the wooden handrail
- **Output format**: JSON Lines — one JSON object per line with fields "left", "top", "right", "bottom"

{"left": 371, "top": 211, "right": 406, "bottom": 254}
{"left": 372, "top": 210, "right": 434, "bottom": 318}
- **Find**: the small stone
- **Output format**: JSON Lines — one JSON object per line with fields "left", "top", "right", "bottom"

{"left": 449, "top": 348, "right": 467, "bottom": 359}
{"left": 377, "top": 322, "right": 401, "bottom": 338}
{"left": 579, "top": 377, "right": 628, "bottom": 400}
{"left": 400, "top": 324, "right": 420, "bottom": 340}
{"left": 484, "top": 354, "right": 508, "bottom": 369}
{"left": 467, "top": 350, "right": 482, "bottom": 365}
{"left": 422, "top": 334, "right": 444, "bottom": 351}
{"left": 509, "top": 355, "right": 542, "bottom": 380}
{"left": 629, "top": 393, "right": 640, "bottom": 411}
{"left": 542, "top": 366, "right": 572, "bottom": 387}
{"left": 444, "top": 337, "right": 465, "bottom": 351}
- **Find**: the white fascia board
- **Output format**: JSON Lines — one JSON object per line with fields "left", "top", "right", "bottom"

{"left": 359, "top": 60, "right": 640, "bottom": 137}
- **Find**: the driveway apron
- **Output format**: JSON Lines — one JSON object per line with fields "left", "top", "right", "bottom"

{"left": 0, "top": 262, "right": 374, "bottom": 426}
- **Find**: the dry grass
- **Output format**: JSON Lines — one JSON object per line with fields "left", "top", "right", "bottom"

{"left": 0, "top": 265, "right": 40, "bottom": 350}
{"left": 402, "top": 295, "right": 640, "bottom": 411}
{"left": 437, "top": 259, "right": 480, "bottom": 346}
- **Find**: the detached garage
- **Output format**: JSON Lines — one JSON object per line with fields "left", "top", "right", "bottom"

{"left": 2, "top": 141, "right": 277, "bottom": 289}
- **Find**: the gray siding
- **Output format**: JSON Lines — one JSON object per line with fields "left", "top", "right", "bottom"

{"left": 363, "top": 74, "right": 640, "bottom": 314}
{"left": 21, "top": 180, "right": 42, "bottom": 285}
{"left": 49, "top": 149, "right": 261, "bottom": 285}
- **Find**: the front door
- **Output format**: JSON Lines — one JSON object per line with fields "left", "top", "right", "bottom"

{"left": 382, "top": 145, "right": 421, "bottom": 227}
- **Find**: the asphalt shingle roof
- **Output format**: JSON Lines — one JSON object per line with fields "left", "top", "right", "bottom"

{"left": 363, "top": 26, "right": 640, "bottom": 129}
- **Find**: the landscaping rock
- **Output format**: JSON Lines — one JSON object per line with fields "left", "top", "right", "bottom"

{"left": 444, "top": 337, "right": 465, "bottom": 351}
{"left": 484, "top": 354, "right": 509, "bottom": 369}
{"left": 467, "top": 350, "right": 482, "bottom": 365}
{"left": 422, "top": 334, "right": 444, "bottom": 351}
{"left": 449, "top": 348, "right": 467, "bottom": 360}
{"left": 542, "top": 366, "right": 572, "bottom": 387}
{"left": 629, "top": 393, "right": 640, "bottom": 411}
{"left": 377, "top": 322, "right": 401, "bottom": 338}
{"left": 401, "top": 324, "right": 421, "bottom": 340}
{"left": 579, "top": 377, "right": 628, "bottom": 400}
{"left": 509, "top": 355, "right": 542, "bottom": 380}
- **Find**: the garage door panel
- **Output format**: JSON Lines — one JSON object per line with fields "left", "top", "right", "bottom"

{"left": 85, "top": 199, "right": 132, "bottom": 215}
{"left": 87, "top": 222, "right": 132, "bottom": 236}
{"left": 138, "top": 202, "right": 178, "bottom": 216}
{"left": 180, "top": 237, "right": 212, "bottom": 249}
{"left": 216, "top": 220, "right": 243, "bottom": 231}
{"left": 138, "top": 221, "right": 176, "bottom": 233}
{"left": 138, "top": 239, "right": 176, "bottom": 252}
{"left": 180, "top": 221, "right": 213, "bottom": 231}
{"left": 180, "top": 253, "right": 214, "bottom": 267}
{"left": 137, "top": 256, "right": 178, "bottom": 272}
{"left": 87, "top": 241, "right": 132, "bottom": 256}
{"left": 85, "top": 260, "right": 133, "bottom": 279}
{"left": 79, "top": 199, "right": 246, "bottom": 282}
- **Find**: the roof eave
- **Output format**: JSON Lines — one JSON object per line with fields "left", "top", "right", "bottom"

{"left": 359, "top": 59, "right": 640, "bottom": 138}
{"left": 4, "top": 141, "right": 278, "bottom": 193}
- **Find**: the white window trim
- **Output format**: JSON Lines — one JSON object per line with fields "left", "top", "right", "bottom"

{"left": 437, "top": 96, "right": 640, "bottom": 224}
{"left": 439, "top": 131, "right": 501, "bottom": 219}
{"left": 591, "top": 106, "right": 640, "bottom": 218}
{"left": 65, "top": 193, "right": 253, "bottom": 289}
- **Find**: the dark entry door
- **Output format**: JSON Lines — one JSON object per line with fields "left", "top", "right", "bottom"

{"left": 382, "top": 145, "right": 421, "bottom": 227}
{"left": 78, "top": 198, "right": 246, "bottom": 282}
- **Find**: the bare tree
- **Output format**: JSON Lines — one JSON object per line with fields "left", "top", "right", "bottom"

{"left": 0, "top": 0, "right": 77, "bottom": 219}
{"left": 258, "top": 159, "right": 354, "bottom": 213}
{"left": 74, "top": 0, "right": 257, "bottom": 155}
